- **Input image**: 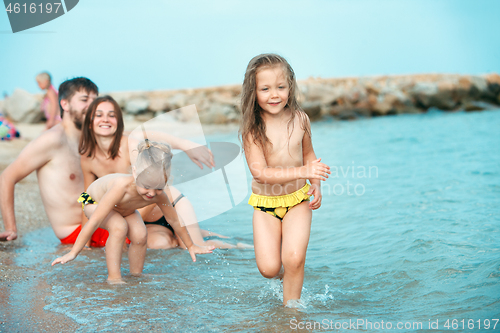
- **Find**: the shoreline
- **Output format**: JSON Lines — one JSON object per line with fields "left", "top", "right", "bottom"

{"left": 2, "top": 73, "right": 499, "bottom": 125}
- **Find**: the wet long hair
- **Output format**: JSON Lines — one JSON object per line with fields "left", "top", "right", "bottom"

{"left": 79, "top": 95, "right": 124, "bottom": 159}
{"left": 135, "top": 140, "right": 173, "bottom": 185}
{"left": 239, "top": 53, "right": 310, "bottom": 156}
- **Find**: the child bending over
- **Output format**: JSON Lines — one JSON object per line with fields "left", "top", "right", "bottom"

{"left": 52, "top": 140, "right": 214, "bottom": 283}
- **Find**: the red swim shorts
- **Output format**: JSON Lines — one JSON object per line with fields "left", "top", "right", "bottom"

{"left": 59, "top": 225, "right": 109, "bottom": 247}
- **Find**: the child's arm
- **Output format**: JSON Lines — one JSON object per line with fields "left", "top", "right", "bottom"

{"left": 243, "top": 133, "right": 330, "bottom": 185}
{"left": 301, "top": 117, "right": 325, "bottom": 210}
{"left": 51, "top": 182, "right": 126, "bottom": 266}
{"left": 155, "top": 191, "right": 214, "bottom": 262}
{"left": 128, "top": 133, "right": 214, "bottom": 169}
{"left": 80, "top": 156, "right": 98, "bottom": 248}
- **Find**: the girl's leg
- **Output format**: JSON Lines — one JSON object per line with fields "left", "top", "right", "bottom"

{"left": 84, "top": 205, "right": 128, "bottom": 283}
{"left": 281, "top": 201, "right": 312, "bottom": 305}
{"left": 166, "top": 186, "right": 239, "bottom": 249}
{"left": 140, "top": 203, "right": 177, "bottom": 249}
{"left": 124, "top": 210, "right": 148, "bottom": 276}
{"left": 253, "top": 210, "right": 283, "bottom": 278}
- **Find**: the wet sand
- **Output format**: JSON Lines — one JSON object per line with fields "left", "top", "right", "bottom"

{"left": 0, "top": 124, "right": 81, "bottom": 331}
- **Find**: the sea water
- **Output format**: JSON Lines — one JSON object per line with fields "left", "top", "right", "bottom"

{"left": 14, "top": 109, "right": 500, "bottom": 332}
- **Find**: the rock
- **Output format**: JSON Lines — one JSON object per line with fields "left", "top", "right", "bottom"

{"left": 301, "top": 83, "right": 340, "bottom": 104}
{"left": 4, "top": 89, "right": 40, "bottom": 123}
{"left": 23, "top": 111, "right": 45, "bottom": 123}
{"left": 168, "top": 106, "right": 200, "bottom": 122}
{"left": 409, "top": 81, "right": 456, "bottom": 110}
{"left": 409, "top": 82, "right": 439, "bottom": 108}
{"left": 456, "top": 77, "right": 473, "bottom": 101}
{"left": 361, "top": 79, "right": 382, "bottom": 95}
{"left": 148, "top": 98, "right": 169, "bottom": 112}
{"left": 125, "top": 98, "right": 149, "bottom": 114}
{"left": 351, "top": 100, "right": 371, "bottom": 117}
{"left": 372, "top": 100, "right": 392, "bottom": 116}
{"left": 94, "top": 72, "right": 500, "bottom": 124}
{"left": 108, "top": 92, "right": 133, "bottom": 109}
{"left": 434, "top": 80, "right": 458, "bottom": 110}
{"left": 188, "top": 95, "right": 209, "bottom": 113}
{"left": 367, "top": 93, "right": 378, "bottom": 108}
{"left": 484, "top": 73, "right": 500, "bottom": 99}
{"left": 210, "top": 91, "right": 239, "bottom": 106}
{"left": 134, "top": 111, "right": 155, "bottom": 122}
{"left": 383, "top": 88, "right": 415, "bottom": 114}
{"left": 469, "top": 76, "right": 489, "bottom": 96}
{"left": 337, "top": 109, "right": 358, "bottom": 120}
{"left": 344, "top": 85, "right": 367, "bottom": 104}
{"left": 300, "top": 101, "right": 322, "bottom": 119}
{"left": 328, "top": 104, "right": 357, "bottom": 120}
{"left": 463, "top": 101, "right": 498, "bottom": 112}
{"left": 166, "top": 93, "right": 187, "bottom": 110}
{"left": 465, "top": 75, "right": 496, "bottom": 101}
{"left": 199, "top": 104, "right": 232, "bottom": 124}
{"left": 223, "top": 105, "right": 239, "bottom": 122}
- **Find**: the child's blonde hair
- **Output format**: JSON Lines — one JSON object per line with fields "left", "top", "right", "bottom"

{"left": 239, "top": 53, "right": 310, "bottom": 155}
{"left": 36, "top": 72, "right": 51, "bottom": 83}
{"left": 135, "top": 140, "right": 173, "bottom": 185}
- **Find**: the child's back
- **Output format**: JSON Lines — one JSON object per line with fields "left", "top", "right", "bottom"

{"left": 52, "top": 141, "right": 214, "bottom": 283}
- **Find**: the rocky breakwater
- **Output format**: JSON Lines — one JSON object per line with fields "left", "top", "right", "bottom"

{"left": 303, "top": 73, "right": 500, "bottom": 120}
{"left": 1, "top": 73, "right": 499, "bottom": 124}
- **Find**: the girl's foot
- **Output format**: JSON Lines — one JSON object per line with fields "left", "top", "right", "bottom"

{"left": 107, "top": 278, "right": 126, "bottom": 285}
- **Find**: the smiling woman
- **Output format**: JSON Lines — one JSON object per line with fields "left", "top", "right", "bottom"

{"left": 80, "top": 96, "right": 123, "bottom": 160}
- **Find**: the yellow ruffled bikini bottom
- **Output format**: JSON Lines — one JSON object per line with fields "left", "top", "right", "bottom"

{"left": 248, "top": 183, "right": 310, "bottom": 221}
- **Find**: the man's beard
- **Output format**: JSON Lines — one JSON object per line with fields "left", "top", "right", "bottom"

{"left": 69, "top": 108, "right": 84, "bottom": 130}
{"left": 73, "top": 118, "right": 83, "bottom": 130}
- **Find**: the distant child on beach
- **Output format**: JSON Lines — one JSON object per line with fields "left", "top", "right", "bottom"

{"left": 36, "top": 72, "right": 60, "bottom": 129}
{"left": 239, "top": 54, "right": 330, "bottom": 306}
{"left": 52, "top": 140, "right": 214, "bottom": 283}
{"left": 0, "top": 115, "right": 20, "bottom": 140}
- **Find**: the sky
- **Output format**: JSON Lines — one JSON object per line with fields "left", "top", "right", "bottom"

{"left": 1, "top": 0, "right": 499, "bottom": 95}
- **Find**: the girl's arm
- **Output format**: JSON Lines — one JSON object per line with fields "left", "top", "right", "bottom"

{"left": 52, "top": 182, "right": 126, "bottom": 265}
{"left": 155, "top": 190, "right": 213, "bottom": 261}
{"left": 301, "top": 117, "right": 325, "bottom": 210}
{"left": 80, "top": 156, "right": 98, "bottom": 247}
{"left": 243, "top": 132, "right": 330, "bottom": 185}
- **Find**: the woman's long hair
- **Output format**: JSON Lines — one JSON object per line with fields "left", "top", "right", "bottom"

{"left": 239, "top": 53, "right": 310, "bottom": 156}
{"left": 79, "top": 95, "right": 124, "bottom": 159}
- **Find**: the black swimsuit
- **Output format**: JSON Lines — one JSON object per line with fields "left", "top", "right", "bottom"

{"left": 143, "top": 194, "right": 185, "bottom": 235}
